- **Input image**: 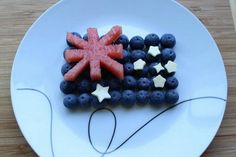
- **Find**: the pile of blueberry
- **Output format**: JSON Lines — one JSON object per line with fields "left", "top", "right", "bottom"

{"left": 61, "top": 32, "right": 179, "bottom": 109}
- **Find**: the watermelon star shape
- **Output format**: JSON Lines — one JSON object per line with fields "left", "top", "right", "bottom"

{"left": 64, "top": 26, "right": 124, "bottom": 81}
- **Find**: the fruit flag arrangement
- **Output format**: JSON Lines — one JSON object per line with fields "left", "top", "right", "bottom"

{"left": 60, "top": 26, "right": 179, "bottom": 109}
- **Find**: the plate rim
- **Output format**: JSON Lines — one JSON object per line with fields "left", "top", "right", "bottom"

{"left": 10, "top": 0, "right": 228, "bottom": 156}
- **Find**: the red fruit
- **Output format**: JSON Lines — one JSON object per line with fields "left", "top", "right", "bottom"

{"left": 64, "top": 26, "right": 124, "bottom": 81}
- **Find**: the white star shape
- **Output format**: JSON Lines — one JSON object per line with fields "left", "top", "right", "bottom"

{"left": 133, "top": 59, "right": 146, "bottom": 70}
{"left": 165, "top": 61, "right": 177, "bottom": 73}
{"left": 153, "top": 63, "right": 164, "bottom": 74}
{"left": 153, "top": 75, "right": 166, "bottom": 88}
{"left": 91, "top": 84, "right": 111, "bottom": 103}
{"left": 148, "top": 46, "right": 161, "bottom": 57}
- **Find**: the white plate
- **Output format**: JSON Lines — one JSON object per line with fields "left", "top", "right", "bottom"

{"left": 11, "top": 0, "right": 227, "bottom": 157}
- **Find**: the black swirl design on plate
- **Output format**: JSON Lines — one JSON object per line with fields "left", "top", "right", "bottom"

{"left": 16, "top": 88, "right": 226, "bottom": 157}
{"left": 88, "top": 96, "right": 226, "bottom": 157}
{"left": 17, "top": 88, "right": 55, "bottom": 157}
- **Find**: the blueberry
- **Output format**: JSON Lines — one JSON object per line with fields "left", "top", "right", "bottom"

{"left": 61, "top": 62, "right": 73, "bottom": 75}
{"left": 91, "top": 80, "right": 109, "bottom": 91}
{"left": 121, "top": 90, "right": 136, "bottom": 107}
{"left": 63, "top": 94, "right": 78, "bottom": 109}
{"left": 137, "top": 77, "right": 151, "bottom": 90}
{"left": 123, "top": 76, "right": 137, "bottom": 89}
{"left": 79, "top": 68, "right": 90, "bottom": 80}
{"left": 165, "top": 90, "right": 179, "bottom": 104}
{"left": 165, "top": 76, "right": 179, "bottom": 89}
{"left": 109, "top": 78, "right": 122, "bottom": 90}
{"left": 142, "top": 65, "right": 149, "bottom": 77}
{"left": 115, "top": 35, "right": 129, "bottom": 49}
{"left": 144, "top": 33, "right": 160, "bottom": 47}
{"left": 109, "top": 91, "right": 122, "bottom": 106}
{"left": 90, "top": 95, "right": 108, "bottom": 109}
{"left": 101, "top": 69, "right": 113, "bottom": 80}
{"left": 130, "top": 50, "right": 146, "bottom": 62}
{"left": 161, "top": 48, "right": 176, "bottom": 62}
{"left": 98, "top": 80, "right": 109, "bottom": 86}
{"left": 83, "top": 34, "right": 88, "bottom": 41}
{"left": 122, "top": 50, "right": 131, "bottom": 63}
{"left": 67, "top": 32, "right": 82, "bottom": 47}
{"left": 150, "top": 90, "right": 165, "bottom": 106}
{"left": 160, "top": 34, "right": 176, "bottom": 48}
{"left": 149, "top": 78, "right": 155, "bottom": 89}
{"left": 90, "top": 95, "right": 99, "bottom": 106}
{"left": 136, "top": 90, "right": 149, "bottom": 105}
{"left": 124, "top": 63, "right": 134, "bottom": 75}
{"left": 135, "top": 65, "right": 149, "bottom": 77}
{"left": 145, "top": 53, "right": 159, "bottom": 63}
{"left": 72, "top": 32, "right": 82, "bottom": 38}
{"left": 130, "top": 36, "right": 145, "bottom": 50}
{"left": 78, "top": 93, "right": 91, "bottom": 108}
{"left": 77, "top": 80, "right": 91, "bottom": 93}
{"left": 161, "top": 68, "right": 175, "bottom": 78}
{"left": 148, "top": 62, "right": 159, "bottom": 76}
{"left": 60, "top": 80, "right": 76, "bottom": 94}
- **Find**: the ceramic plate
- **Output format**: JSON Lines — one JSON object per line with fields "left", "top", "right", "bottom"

{"left": 11, "top": 0, "right": 227, "bottom": 156}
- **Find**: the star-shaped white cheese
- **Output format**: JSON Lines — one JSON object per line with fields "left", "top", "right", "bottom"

{"left": 91, "top": 84, "right": 111, "bottom": 103}
{"left": 148, "top": 46, "right": 161, "bottom": 57}
{"left": 153, "top": 75, "right": 166, "bottom": 88}
{"left": 153, "top": 63, "right": 164, "bottom": 73}
{"left": 164, "top": 61, "right": 177, "bottom": 73}
{"left": 134, "top": 59, "right": 146, "bottom": 70}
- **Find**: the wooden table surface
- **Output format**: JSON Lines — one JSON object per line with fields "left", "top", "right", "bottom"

{"left": 0, "top": 0, "right": 235, "bottom": 156}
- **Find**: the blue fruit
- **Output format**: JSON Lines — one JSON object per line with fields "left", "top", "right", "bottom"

{"left": 83, "top": 34, "right": 88, "bottom": 41}
{"left": 149, "top": 78, "right": 155, "bottom": 89}
{"left": 123, "top": 76, "right": 137, "bottom": 89}
{"left": 101, "top": 68, "right": 114, "bottom": 79}
{"left": 78, "top": 93, "right": 91, "bottom": 108}
{"left": 121, "top": 90, "right": 136, "bottom": 107}
{"left": 61, "top": 62, "right": 73, "bottom": 75}
{"left": 91, "top": 80, "right": 108, "bottom": 91}
{"left": 165, "top": 76, "right": 179, "bottom": 89}
{"left": 101, "top": 69, "right": 113, "bottom": 80}
{"left": 130, "top": 36, "right": 145, "bottom": 50}
{"left": 109, "top": 91, "right": 122, "bottom": 106}
{"left": 136, "top": 90, "right": 149, "bottom": 105}
{"left": 161, "top": 48, "right": 176, "bottom": 62}
{"left": 109, "top": 78, "right": 122, "bottom": 90}
{"left": 90, "top": 95, "right": 99, "bottom": 106}
{"left": 67, "top": 32, "right": 82, "bottom": 47}
{"left": 145, "top": 53, "right": 159, "bottom": 63}
{"left": 137, "top": 77, "right": 151, "bottom": 90}
{"left": 161, "top": 68, "right": 175, "bottom": 78}
{"left": 90, "top": 95, "right": 108, "bottom": 109}
{"left": 60, "top": 80, "right": 76, "bottom": 94}
{"left": 122, "top": 50, "right": 131, "bottom": 63}
{"left": 63, "top": 94, "right": 78, "bottom": 109}
{"left": 144, "top": 33, "right": 160, "bottom": 47}
{"left": 77, "top": 80, "right": 91, "bottom": 93}
{"left": 160, "top": 34, "right": 176, "bottom": 48}
{"left": 150, "top": 90, "right": 165, "bottom": 106}
{"left": 165, "top": 90, "right": 179, "bottom": 104}
{"left": 124, "top": 62, "right": 134, "bottom": 75}
{"left": 130, "top": 50, "right": 146, "bottom": 62}
{"left": 72, "top": 32, "right": 82, "bottom": 38}
{"left": 135, "top": 65, "right": 149, "bottom": 77}
{"left": 148, "top": 62, "right": 159, "bottom": 76}
{"left": 115, "top": 35, "right": 129, "bottom": 49}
